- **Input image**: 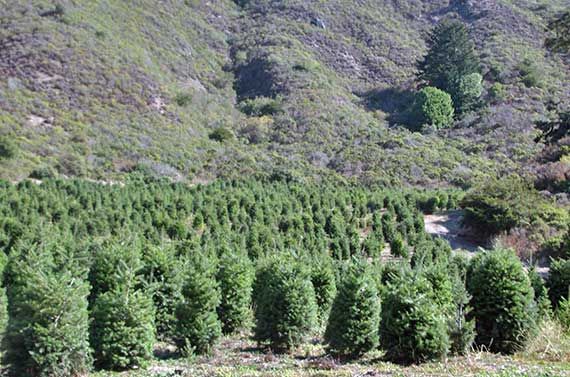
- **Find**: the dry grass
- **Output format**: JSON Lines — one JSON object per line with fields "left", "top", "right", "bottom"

{"left": 521, "top": 320, "right": 570, "bottom": 363}
{"left": 91, "top": 335, "right": 570, "bottom": 377}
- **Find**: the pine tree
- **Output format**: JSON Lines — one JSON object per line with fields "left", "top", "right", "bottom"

{"left": 217, "top": 250, "right": 254, "bottom": 334}
{"left": 324, "top": 260, "right": 380, "bottom": 358}
{"left": 3, "top": 240, "right": 92, "bottom": 376}
{"left": 419, "top": 19, "right": 481, "bottom": 113}
{"left": 141, "top": 244, "right": 184, "bottom": 340}
{"left": 174, "top": 254, "right": 221, "bottom": 354}
{"left": 90, "top": 255, "right": 155, "bottom": 370}
{"left": 311, "top": 257, "right": 337, "bottom": 327}
{"left": 253, "top": 254, "right": 317, "bottom": 351}
{"left": 467, "top": 249, "right": 537, "bottom": 354}
{"left": 380, "top": 270, "right": 450, "bottom": 364}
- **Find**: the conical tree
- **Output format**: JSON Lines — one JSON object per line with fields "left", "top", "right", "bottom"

{"left": 311, "top": 257, "right": 337, "bottom": 327}
{"left": 467, "top": 248, "right": 537, "bottom": 354}
{"left": 380, "top": 270, "right": 450, "bottom": 364}
{"left": 253, "top": 254, "right": 317, "bottom": 351}
{"left": 419, "top": 19, "right": 481, "bottom": 113}
{"left": 174, "top": 253, "right": 221, "bottom": 354}
{"left": 324, "top": 259, "right": 381, "bottom": 358}
{"left": 90, "top": 254, "right": 155, "bottom": 370}
{"left": 217, "top": 249, "right": 254, "bottom": 334}
{"left": 3, "top": 240, "right": 92, "bottom": 376}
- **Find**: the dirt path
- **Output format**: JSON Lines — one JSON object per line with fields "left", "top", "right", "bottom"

{"left": 424, "top": 210, "right": 483, "bottom": 253}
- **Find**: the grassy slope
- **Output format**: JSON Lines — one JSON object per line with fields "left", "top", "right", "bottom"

{"left": 0, "top": 0, "right": 568, "bottom": 186}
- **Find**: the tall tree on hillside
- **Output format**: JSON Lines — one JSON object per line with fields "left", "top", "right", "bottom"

{"left": 419, "top": 19, "right": 481, "bottom": 113}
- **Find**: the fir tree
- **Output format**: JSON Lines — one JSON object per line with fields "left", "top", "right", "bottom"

{"left": 419, "top": 19, "right": 481, "bottom": 113}
{"left": 324, "top": 260, "right": 380, "bottom": 358}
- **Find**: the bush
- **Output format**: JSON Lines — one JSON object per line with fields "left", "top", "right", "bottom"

{"left": 489, "top": 82, "right": 507, "bottom": 103}
{"left": 413, "top": 87, "right": 454, "bottom": 130}
{"left": 456, "top": 73, "right": 483, "bottom": 113}
{"left": 467, "top": 249, "right": 537, "bottom": 354}
{"left": 547, "top": 259, "right": 570, "bottom": 308}
{"left": 380, "top": 271, "right": 450, "bottom": 364}
{"left": 239, "top": 97, "right": 283, "bottom": 117}
{"left": 174, "top": 92, "right": 193, "bottom": 107}
{"left": 253, "top": 255, "right": 317, "bottom": 351}
{"left": 518, "top": 58, "right": 546, "bottom": 88}
{"left": 217, "top": 251, "right": 254, "bottom": 334}
{"left": 324, "top": 260, "right": 381, "bottom": 358}
{"left": 0, "top": 136, "right": 17, "bottom": 160}
{"left": 209, "top": 127, "right": 234, "bottom": 142}
{"left": 3, "top": 241, "right": 92, "bottom": 376}
{"left": 174, "top": 254, "right": 221, "bottom": 355}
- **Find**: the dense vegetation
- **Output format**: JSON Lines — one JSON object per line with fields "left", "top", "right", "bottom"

{"left": 0, "top": 177, "right": 566, "bottom": 376}
{"left": 0, "top": 1, "right": 569, "bottom": 376}
{"left": 0, "top": 1, "right": 568, "bottom": 190}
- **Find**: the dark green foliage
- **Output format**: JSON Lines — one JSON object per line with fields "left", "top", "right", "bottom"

{"left": 0, "top": 136, "right": 17, "bottom": 160}
{"left": 175, "top": 253, "right": 221, "bottom": 355}
{"left": 239, "top": 97, "right": 283, "bottom": 117}
{"left": 253, "top": 255, "right": 317, "bottom": 351}
{"left": 546, "top": 11, "right": 570, "bottom": 53}
{"left": 91, "top": 287, "right": 155, "bottom": 370}
{"left": 419, "top": 19, "right": 481, "bottom": 113}
{"left": 412, "top": 87, "right": 455, "bottom": 130}
{"left": 141, "top": 244, "right": 184, "bottom": 340}
{"left": 209, "top": 127, "right": 234, "bottom": 142}
{"left": 528, "top": 267, "right": 553, "bottom": 321}
{"left": 447, "top": 254, "right": 475, "bottom": 355}
{"left": 90, "top": 249, "right": 155, "bottom": 370}
{"left": 547, "top": 259, "right": 570, "bottom": 308}
{"left": 89, "top": 240, "right": 142, "bottom": 302}
{"left": 518, "top": 58, "right": 545, "bottom": 88}
{"left": 311, "top": 258, "right": 337, "bottom": 326}
{"left": 174, "top": 93, "right": 193, "bottom": 107}
{"left": 324, "top": 260, "right": 380, "bottom": 358}
{"left": 380, "top": 271, "right": 450, "bottom": 364}
{"left": 390, "top": 235, "right": 408, "bottom": 258}
{"left": 3, "top": 241, "right": 92, "bottom": 376}
{"left": 217, "top": 250, "right": 254, "bottom": 334}
{"left": 467, "top": 249, "right": 537, "bottom": 354}
{"left": 462, "top": 176, "right": 566, "bottom": 235}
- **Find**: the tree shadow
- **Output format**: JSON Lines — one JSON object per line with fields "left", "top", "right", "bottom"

{"left": 361, "top": 87, "right": 416, "bottom": 127}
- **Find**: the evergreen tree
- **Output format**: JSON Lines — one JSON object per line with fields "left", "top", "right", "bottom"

{"left": 253, "top": 254, "right": 317, "bottom": 351}
{"left": 547, "top": 259, "right": 570, "bottom": 308}
{"left": 311, "top": 257, "right": 337, "bottom": 326}
{"left": 324, "top": 260, "right": 380, "bottom": 358}
{"left": 467, "top": 249, "right": 537, "bottom": 354}
{"left": 3, "top": 240, "right": 92, "bottom": 376}
{"left": 217, "top": 250, "right": 254, "bottom": 334}
{"left": 90, "top": 253, "right": 155, "bottom": 370}
{"left": 174, "top": 254, "right": 221, "bottom": 355}
{"left": 380, "top": 271, "right": 450, "bottom": 364}
{"left": 141, "top": 244, "right": 184, "bottom": 340}
{"left": 419, "top": 19, "right": 481, "bottom": 113}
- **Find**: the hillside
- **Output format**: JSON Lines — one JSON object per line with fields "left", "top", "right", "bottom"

{"left": 0, "top": 0, "right": 569, "bottom": 187}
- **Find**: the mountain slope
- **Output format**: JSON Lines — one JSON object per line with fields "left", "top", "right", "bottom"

{"left": 0, "top": 0, "right": 568, "bottom": 187}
